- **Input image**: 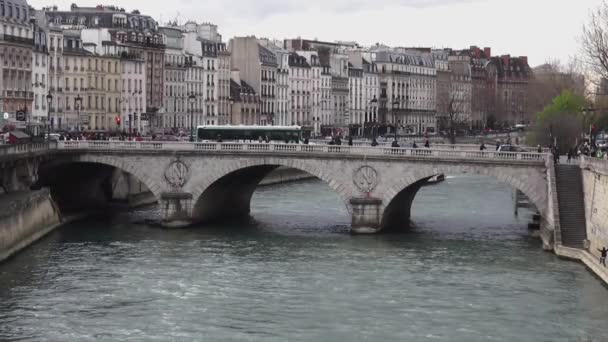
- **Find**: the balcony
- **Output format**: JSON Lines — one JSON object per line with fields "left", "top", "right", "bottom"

{"left": 0, "top": 34, "right": 34, "bottom": 46}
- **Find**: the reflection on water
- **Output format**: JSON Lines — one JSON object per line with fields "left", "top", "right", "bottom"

{"left": 0, "top": 176, "right": 607, "bottom": 341}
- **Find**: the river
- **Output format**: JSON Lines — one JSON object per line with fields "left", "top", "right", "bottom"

{"left": 1, "top": 176, "right": 607, "bottom": 341}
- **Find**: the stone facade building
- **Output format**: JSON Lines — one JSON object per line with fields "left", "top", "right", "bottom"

{"left": 494, "top": 55, "right": 530, "bottom": 127}
{"left": 160, "top": 26, "right": 186, "bottom": 131}
{"left": 217, "top": 45, "right": 231, "bottom": 125}
{"left": 1, "top": 0, "right": 33, "bottom": 124}
{"left": 287, "top": 53, "right": 311, "bottom": 126}
{"left": 230, "top": 70, "right": 259, "bottom": 125}
{"left": 258, "top": 39, "right": 289, "bottom": 127}
{"left": 229, "top": 36, "right": 277, "bottom": 126}
{"left": 31, "top": 21, "right": 49, "bottom": 123}
{"left": 42, "top": 4, "right": 164, "bottom": 131}
{"left": 375, "top": 49, "right": 437, "bottom": 135}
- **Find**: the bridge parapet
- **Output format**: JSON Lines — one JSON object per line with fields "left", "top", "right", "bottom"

{"left": 55, "top": 141, "right": 549, "bottom": 164}
{"left": 0, "top": 142, "right": 56, "bottom": 159}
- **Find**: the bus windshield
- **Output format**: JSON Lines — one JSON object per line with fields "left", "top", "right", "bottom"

{"left": 197, "top": 125, "right": 302, "bottom": 143}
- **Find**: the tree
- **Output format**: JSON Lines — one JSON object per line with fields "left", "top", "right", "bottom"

{"left": 528, "top": 90, "right": 588, "bottom": 151}
{"left": 582, "top": 2, "right": 608, "bottom": 86}
{"left": 528, "top": 59, "right": 586, "bottom": 119}
{"left": 438, "top": 92, "right": 467, "bottom": 144}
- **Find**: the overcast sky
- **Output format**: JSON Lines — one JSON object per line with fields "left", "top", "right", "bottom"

{"left": 30, "top": 0, "right": 602, "bottom": 66}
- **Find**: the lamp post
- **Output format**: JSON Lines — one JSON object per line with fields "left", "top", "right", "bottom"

{"left": 173, "top": 96, "right": 179, "bottom": 133}
{"left": 189, "top": 93, "right": 196, "bottom": 142}
{"left": 46, "top": 92, "right": 52, "bottom": 139}
{"left": 369, "top": 97, "right": 378, "bottom": 140}
{"left": 392, "top": 99, "right": 399, "bottom": 141}
{"left": 228, "top": 97, "right": 234, "bottom": 125}
{"left": 75, "top": 94, "right": 82, "bottom": 131}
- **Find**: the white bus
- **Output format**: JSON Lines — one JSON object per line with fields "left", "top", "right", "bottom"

{"left": 196, "top": 125, "right": 303, "bottom": 143}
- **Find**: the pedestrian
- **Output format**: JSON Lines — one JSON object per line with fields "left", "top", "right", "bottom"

{"left": 480, "top": 143, "right": 487, "bottom": 151}
{"left": 216, "top": 134, "right": 222, "bottom": 143}
{"left": 424, "top": 140, "right": 430, "bottom": 148}
{"left": 348, "top": 136, "right": 353, "bottom": 146}
{"left": 567, "top": 148, "right": 573, "bottom": 163}
{"left": 537, "top": 145, "right": 542, "bottom": 153}
{"left": 304, "top": 137, "right": 309, "bottom": 145}
{"left": 335, "top": 136, "right": 342, "bottom": 146}
{"left": 599, "top": 247, "right": 607, "bottom": 267}
{"left": 391, "top": 139, "right": 400, "bottom": 148}
{"left": 371, "top": 138, "right": 379, "bottom": 147}
{"left": 412, "top": 141, "right": 418, "bottom": 149}
{"left": 552, "top": 146, "right": 560, "bottom": 164}
{"left": 496, "top": 141, "right": 500, "bottom": 151}
{"left": 258, "top": 136, "right": 263, "bottom": 143}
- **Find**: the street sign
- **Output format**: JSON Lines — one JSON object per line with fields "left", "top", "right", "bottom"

{"left": 16, "top": 111, "right": 26, "bottom": 121}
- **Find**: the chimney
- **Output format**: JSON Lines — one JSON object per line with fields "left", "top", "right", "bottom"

{"left": 519, "top": 56, "right": 528, "bottom": 66}
{"left": 483, "top": 47, "right": 491, "bottom": 58}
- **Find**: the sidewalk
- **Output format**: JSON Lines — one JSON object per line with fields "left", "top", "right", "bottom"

{"left": 555, "top": 246, "right": 608, "bottom": 286}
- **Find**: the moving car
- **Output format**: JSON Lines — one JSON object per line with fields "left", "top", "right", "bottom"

{"left": 498, "top": 145, "right": 525, "bottom": 152}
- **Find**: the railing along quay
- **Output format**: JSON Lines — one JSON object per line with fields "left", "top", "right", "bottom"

{"left": 56, "top": 141, "right": 548, "bottom": 163}
{"left": 0, "top": 142, "right": 57, "bottom": 157}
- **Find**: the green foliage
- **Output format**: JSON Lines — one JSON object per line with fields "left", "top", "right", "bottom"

{"left": 536, "top": 90, "right": 587, "bottom": 123}
{"left": 528, "top": 90, "right": 589, "bottom": 151}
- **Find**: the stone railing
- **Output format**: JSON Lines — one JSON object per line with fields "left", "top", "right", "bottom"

{"left": 309, "top": 140, "right": 549, "bottom": 153}
{"left": 56, "top": 141, "right": 548, "bottom": 163}
{"left": 0, "top": 142, "right": 57, "bottom": 158}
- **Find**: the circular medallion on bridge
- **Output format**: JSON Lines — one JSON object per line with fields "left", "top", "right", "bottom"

{"left": 164, "top": 160, "right": 190, "bottom": 188}
{"left": 353, "top": 166, "right": 379, "bottom": 193}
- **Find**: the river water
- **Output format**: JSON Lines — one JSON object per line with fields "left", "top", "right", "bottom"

{"left": 1, "top": 176, "right": 607, "bottom": 341}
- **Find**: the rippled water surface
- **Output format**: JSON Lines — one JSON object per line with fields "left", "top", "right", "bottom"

{"left": 1, "top": 176, "right": 607, "bottom": 341}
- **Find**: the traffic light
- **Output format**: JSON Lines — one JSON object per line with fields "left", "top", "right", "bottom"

{"left": 115, "top": 116, "right": 121, "bottom": 126}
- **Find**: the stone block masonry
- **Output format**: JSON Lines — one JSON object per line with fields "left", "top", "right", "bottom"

{"left": 582, "top": 157, "right": 608, "bottom": 262}
{"left": 0, "top": 189, "right": 61, "bottom": 262}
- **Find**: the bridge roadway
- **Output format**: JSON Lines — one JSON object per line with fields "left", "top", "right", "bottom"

{"left": 1, "top": 141, "right": 557, "bottom": 249}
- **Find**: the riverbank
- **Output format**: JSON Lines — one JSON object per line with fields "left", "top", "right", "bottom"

{"left": 574, "top": 156, "right": 608, "bottom": 286}
{"left": 0, "top": 189, "right": 61, "bottom": 262}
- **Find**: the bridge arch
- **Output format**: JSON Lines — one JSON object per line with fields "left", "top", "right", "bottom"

{"left": 36, "top": 154, "right": 164, "bottom": 210}
{"left": 187, "top": 157, "right": 354, "bottom": 223}
{"left": 379, "top": 163, "right": 548, "bottom": 230}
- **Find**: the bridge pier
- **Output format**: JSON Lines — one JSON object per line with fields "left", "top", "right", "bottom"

{"left": 350, "top": 198, "right": 383, "bottom": 234}
{"left": 160, "top": 193, "right": 193, "bottom": 228}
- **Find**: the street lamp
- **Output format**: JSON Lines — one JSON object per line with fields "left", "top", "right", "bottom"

{"left": 75, "top": 94, "right": 82, "bottom": 131}
{"left": 228, "top": 97, "right": 234, "bottom": 125}
{"left": 392, "top": 99, "right": 399, "bottom": 141}
{"left": 46, "top": 92, "right": 52, "bottom": 139}
{"left": 369, "top": 97, "right": 378, "bottom": 140}
{"left": 189, "top": 93, "right": 196, "bottom": 142}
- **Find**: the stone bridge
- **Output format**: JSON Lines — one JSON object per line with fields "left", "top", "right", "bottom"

{"left": 19, "top": 140, "right": 553, "bottom": 248}
{"left": 0, "top": 141, "right": 557, "bottom": 247}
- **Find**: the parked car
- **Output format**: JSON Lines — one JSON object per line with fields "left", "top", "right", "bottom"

{"left": 596, "top": 139, "right": 607, "bottom": 149}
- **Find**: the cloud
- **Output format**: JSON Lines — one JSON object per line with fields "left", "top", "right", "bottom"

{"left": 215, "top": 0, "right": 482, "bottom": 18}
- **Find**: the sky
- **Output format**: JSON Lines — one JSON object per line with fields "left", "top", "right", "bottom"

{"left": 29, "top": 0, "right": 603, "bottom": 66}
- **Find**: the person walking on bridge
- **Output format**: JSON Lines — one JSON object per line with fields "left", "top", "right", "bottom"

{"left": 480, "top": 143, "right": 487, "bottom": 151}
{"left": 599, "top": 247, "right": 607, "bottom": 267}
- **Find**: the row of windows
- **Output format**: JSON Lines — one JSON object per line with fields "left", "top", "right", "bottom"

{"left": 0, "top": 1, "right": 28, "bottom": 21}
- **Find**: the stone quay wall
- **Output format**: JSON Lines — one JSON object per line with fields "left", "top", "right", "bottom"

{"left": 582, "top": 157, "right": 608, "bottom": 259}
{"left": 0, "top": 189, "right": 61, "bottom": 262}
